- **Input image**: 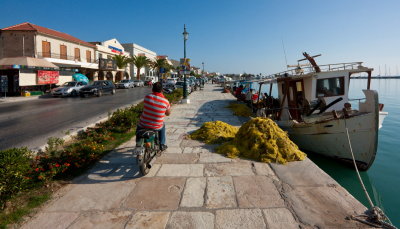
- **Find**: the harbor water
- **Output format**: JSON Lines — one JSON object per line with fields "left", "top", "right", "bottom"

{"left": 253, "top": 79, "right": 399, "bottom": 226}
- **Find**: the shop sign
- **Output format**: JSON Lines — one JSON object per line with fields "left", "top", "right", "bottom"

{"left": 99, "top": 58, "right": 116, "bottom": 70}
{"left": 37, "top": 70, "right": 59, "bottom": 85}
{"left": 108, "top": 45, "right": 123, "bottom": 54}
{"left": 0, "top": 76, "right": 8, "bottom": 92}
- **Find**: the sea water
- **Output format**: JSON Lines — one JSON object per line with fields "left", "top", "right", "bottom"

{"left": 253, "top": 79, "right": 399, "bottom": 226}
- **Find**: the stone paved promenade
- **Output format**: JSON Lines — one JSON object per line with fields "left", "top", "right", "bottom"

{"left": 21, "top": 84, "right": 368, "bottom": 229}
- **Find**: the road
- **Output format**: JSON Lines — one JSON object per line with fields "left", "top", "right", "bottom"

{"left": 0, "top": 87, "right": 151, "bottom": 150}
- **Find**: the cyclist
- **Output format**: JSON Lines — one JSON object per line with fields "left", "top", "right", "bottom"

{"left": 137, "top": 82, "right": 171, "bottom": 151}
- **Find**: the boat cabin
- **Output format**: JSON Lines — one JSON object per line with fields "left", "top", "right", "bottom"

{"left": 258, "top": 53, "right": 373, "bottom": 122}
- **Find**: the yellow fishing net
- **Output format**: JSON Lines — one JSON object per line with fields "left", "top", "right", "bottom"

{"left": 226, "top": 103, "right": 252, "bottom": 117}
{"left": 217, "top": 117, "right": 306, "bottom": 164}
{"left": 189, "top": 121, "right": 239, "bottom": 144}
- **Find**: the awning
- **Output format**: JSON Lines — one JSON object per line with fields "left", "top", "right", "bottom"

{"left": 0, "top": 57, "right": 59, "bottom": 69}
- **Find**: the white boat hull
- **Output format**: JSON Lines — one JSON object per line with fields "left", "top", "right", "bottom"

{"left": 276, "top": 90, "right": 381, "bottom": 171}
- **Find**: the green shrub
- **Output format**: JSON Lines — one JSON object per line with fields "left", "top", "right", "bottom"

{"left": 0, "top": 148, "right": 33, "bottom": 207}
{"left": 165, "top": 88, "right": 183, "bottom": 104}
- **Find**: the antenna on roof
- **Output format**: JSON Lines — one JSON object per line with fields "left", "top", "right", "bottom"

{"left": 281, "top": 38, "right": 288, "bottom": 70}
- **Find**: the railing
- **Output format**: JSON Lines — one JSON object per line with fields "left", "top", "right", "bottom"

{"left": 267, "top": 61, "right": 369, "bottom": 79}
{"left": 37, "top": 52, "right": 98, "bottom": 63}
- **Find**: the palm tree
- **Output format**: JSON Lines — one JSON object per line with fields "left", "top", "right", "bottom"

{"left": 131, "top": 55, "right": 150, "bottom": 80}
{"left": 112, "top": 55, "right": 130, "bottom": 69}
{"left": 112, "top": 55, "right": 130, "bottom": 81}
{"left": 151, "top": 58, "right": 167, "bottom": 81}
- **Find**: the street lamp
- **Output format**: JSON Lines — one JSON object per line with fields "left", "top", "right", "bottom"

{"left": 202, "top": 62, "right": 205, "bottom": 76}
{"left": 183, "top": 24, "right": 189, "bottom": 102}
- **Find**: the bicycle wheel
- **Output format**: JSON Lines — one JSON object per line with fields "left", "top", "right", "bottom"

{"left": 138, "top": 148, "right": 151, "bottom": 175}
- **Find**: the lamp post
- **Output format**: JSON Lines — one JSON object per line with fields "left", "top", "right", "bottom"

{"left": 183, "top": 24, "right": 189, "bottom": 101}
{"left": 202, "top": 62, "right": 205, "bottom": 76}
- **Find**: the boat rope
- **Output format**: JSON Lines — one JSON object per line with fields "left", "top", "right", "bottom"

{"left": 344, "top": 118, "right": 397, "bottom": 229}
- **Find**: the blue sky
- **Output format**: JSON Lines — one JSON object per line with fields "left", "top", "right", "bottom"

{"left": 1, "top": 0, "right": 399, "bottom": 75}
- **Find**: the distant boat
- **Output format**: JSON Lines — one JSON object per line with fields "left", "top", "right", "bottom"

{"left": 255, "top": 52, "right": 388, "bottom": 171}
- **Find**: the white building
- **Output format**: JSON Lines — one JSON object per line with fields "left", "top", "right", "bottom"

{"left": 122, "top": 43, "right": 157, "bottom": 80}
{"left": 91, "top": 39, "right": 131, "bottom": 82}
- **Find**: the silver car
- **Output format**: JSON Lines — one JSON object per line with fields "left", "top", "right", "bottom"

{"left": 115, "top": 79, "right": 134, "bottom": 89}
{"left": 51, "top": 81, "right": 87, "bottom": 97}
{"left": 133, "top": 80, "right": 144, "bottom": 87}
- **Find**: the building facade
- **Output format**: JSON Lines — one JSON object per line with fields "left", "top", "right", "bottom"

{"left": 0, "top": 22, "right": 98, "bottom": 94}
{"left": 92, "top": 39, "right": 131, "bottom": 82}
{"left": 122, "top": 43, "right": 156, "bottom": 80}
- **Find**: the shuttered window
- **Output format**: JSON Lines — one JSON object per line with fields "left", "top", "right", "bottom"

{"left": 42, "top": 41, "right": 51, "bottom": 58}
{"left": 60, "top": 45, "right": 67, "bottom": 59}
{"left": 86, "top": 50, "right": 91, "bottom": 63}
{"left": 74, "top": 48, "right": 80, "bottom": 61}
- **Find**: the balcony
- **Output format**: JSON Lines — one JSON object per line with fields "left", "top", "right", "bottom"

{"left": 37, "top": 52, "right": 98, "bottom": 63}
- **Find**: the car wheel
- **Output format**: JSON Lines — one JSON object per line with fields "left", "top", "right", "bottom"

{"left": 111, "top": 89, "right": 116, "bottom": 95}
{"left": 71, "top": 90, "right": 78, "bottom": 97}
{"left": 97, "top": 90, "right": 102, "bottom": 97}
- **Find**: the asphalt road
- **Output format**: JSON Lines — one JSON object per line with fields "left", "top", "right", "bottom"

{"left": 0, "top": 87, "right": 151, "bottom": 150}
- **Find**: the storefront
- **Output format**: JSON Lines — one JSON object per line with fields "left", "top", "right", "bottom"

{"left": 0, "top": 57, "right": 62, "bottom": 96}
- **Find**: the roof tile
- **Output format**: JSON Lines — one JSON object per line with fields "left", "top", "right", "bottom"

{"left": 1, "top": 22, "right": 96, "bottom": 48}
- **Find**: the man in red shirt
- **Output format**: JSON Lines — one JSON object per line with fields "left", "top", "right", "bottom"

{"left": 137, "top": 82, "right": 171, "bottom": 150}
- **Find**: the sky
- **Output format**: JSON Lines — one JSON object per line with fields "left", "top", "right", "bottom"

{"left": 1, "top": 0, "right": 400, "bottom": 75}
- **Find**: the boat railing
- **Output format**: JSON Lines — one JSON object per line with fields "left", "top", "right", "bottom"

{"left": 268, "top": 61, "right": 365, "bottom": 78}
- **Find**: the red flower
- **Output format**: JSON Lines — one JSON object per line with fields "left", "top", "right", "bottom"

{"left": 55, "top": 163, "right": 60, "bottom": 167}
{"left": 64, "top": 162, "right": 70, "bottom": 167}
{"left": 35, "top": 168, "right": 39, "bottom": 172}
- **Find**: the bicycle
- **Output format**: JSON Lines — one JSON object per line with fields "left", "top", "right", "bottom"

{"left": 133, "top": 129, "right": 161, "bottom": 175}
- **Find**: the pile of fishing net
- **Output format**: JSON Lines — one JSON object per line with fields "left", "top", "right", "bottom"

{"left": 226, "top": 102, "right": 252, "bottom": 117}
{"left": 189, "top": 121, "right": 238, "bottom": 144}
{"left": 217, "top": 117, "right": 306, "bottom": 164}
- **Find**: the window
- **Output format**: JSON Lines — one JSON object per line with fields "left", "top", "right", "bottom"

{"left": 42, "top": 41, "right": 51, "bottom": 57}
{"left": 74, "top": 48, "right": 80, "bottom": 61}
{"left": 60, "top": 45, "right": 67, "bottom": 59}
{"left": 316, "top": 77, "right": 344, "bottom": 97}
{"left": 86, "top": 50, "right": 91, "bottom": 62}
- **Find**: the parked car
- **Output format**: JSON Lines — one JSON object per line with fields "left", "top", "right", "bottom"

{"left": 51, "top": 81, "right": 87, "bottom": 97}
{"left": 133, "top": 80, "right": 145, "bottom": 87}
{"left": 166, "top": 78, "right": 177, "bottom": 85}
{"left": 79, "top": 80, "right": 116, "bottom": 97}
{"left": 175, "top": 81, "right": 192, "bottom": 94}
{"left": 115, "top": 79, "right": 134, "bottom": 89}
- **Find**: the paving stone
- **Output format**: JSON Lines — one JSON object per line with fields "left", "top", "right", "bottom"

{"left": 145, "top": 163, "right": 161, "bottom": 177}
{"left": 20, "top": 212, "right": 79, "bottom": 229}
{"left": 155, "top": 153, "right": 199, "bottom": 164}
{"left": 284, "top": 186, "right": 367, "bottom": 228}
{"left": 181, "top": 177, "right": 206, "bottom": 207}
{"left": 157, "top": 164, "right": 204, "bottom": 177}
{"left": 46, "top": 180, "right": 136, "bottom": 211}
{"left": 263, "top": 208, "right": 299, "bottom": 229}
{"left": 167, "top": 212, "right": 214, "bottom": 229}
{"left": 270, "top": 158, "right": 337, "bottom": 187}
{"left": 206, "top": 176, "right": 236, "bottom": 209}
{"left": 253, "top": 162, "right": 275, "bottom": 176}
{"left": 163, "top": 146, "right": 183, "bottom": 154}
{"left": 234, "top": 176, "right": 285, "bottom": 208}
{"left": 182, "top": 147, "right": 193, "bottom": 154}
{"left": 199, "top": 153, "right": 233, "bottom": 163}
{"left": 215, "top": 209, "right": 266, "bottom": 229}
{"left": 204, "top": 162, "right": 254, "bottom": 176}
{"left": 86, "top": 163, "right": 140, "bottom": 180}
{"left": 124, "top": 177, "right": 185, "bottom": 210}
{"left": 126, "top": 211, "right": 170, "bottom": 229}
{"left": 69, "top": 211, "right": 131, "bottom": 229}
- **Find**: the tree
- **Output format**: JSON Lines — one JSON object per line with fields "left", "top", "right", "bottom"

{"left": 113, "top": 55, "right": 130, "bottom": 69}
{"left": 131, "top": 55, "right": 150, "bottom": 80}
{"left": 151, "top": 58, "right": 167, "bottom": 81}
{"left": 112, "top": 55, "right": 130, "bottom": 81}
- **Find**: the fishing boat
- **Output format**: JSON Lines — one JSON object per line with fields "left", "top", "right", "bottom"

{"left": 255, "top": 53, "right": 388, "bottom": 170}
